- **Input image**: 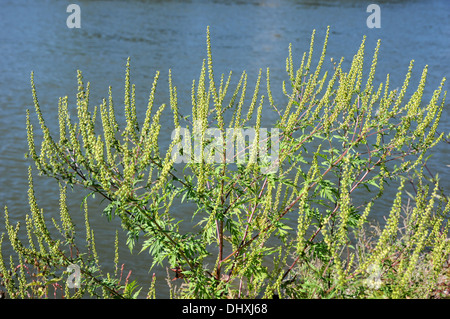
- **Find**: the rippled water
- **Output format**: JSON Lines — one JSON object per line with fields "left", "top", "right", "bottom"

{"left": 0, "top": 0, "right": 449, "bottom": 298}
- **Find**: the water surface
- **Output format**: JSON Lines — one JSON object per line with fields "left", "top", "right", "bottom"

{"left": 0, "top": 0, "right": 449, "bottom": 298}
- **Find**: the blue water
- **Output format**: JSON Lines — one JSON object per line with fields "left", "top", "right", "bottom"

{"left": 0, "top": 0, "right": 449, "bottom": 298}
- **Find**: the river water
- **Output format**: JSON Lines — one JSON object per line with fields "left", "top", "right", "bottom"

{"left": 0, "top": 0, "right": 449, "bottom": 298}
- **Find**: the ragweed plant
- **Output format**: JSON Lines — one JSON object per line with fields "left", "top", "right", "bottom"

{"left": 1, "top": 26, "right": 449, "bottom": 298}
{"left": 0, "top": 168, "right": 139, "bottom": 299}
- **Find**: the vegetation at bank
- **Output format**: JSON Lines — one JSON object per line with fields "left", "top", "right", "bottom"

{"left": 1, "top": 26, "right": 449, "bottom": 299}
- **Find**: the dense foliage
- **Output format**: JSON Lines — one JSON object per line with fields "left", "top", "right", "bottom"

{"left": 1, "top": 27, "right": 449, "bottom": 299}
